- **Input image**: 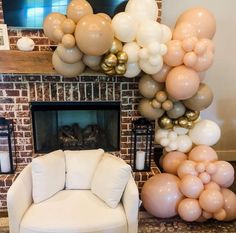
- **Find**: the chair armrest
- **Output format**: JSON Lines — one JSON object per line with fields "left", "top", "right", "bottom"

{"left": 7, "top": 164, "right": 33, "bottom": 233}
{"left": 122, "top": 175, "right": 139, "bottom": 233}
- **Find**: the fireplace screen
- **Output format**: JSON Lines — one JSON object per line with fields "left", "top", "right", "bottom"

{"left": 31, "top": 102, "right": 120, "bottom": 153}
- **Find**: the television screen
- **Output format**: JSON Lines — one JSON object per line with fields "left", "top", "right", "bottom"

{"left": 2, "top": 0, "right": 127, "bottom": 29}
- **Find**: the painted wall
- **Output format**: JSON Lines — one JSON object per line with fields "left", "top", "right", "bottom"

{"left": 162, "top": 0, "right": 236, "bottom": 160}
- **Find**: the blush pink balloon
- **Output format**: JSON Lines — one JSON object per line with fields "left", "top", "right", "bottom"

{"left": 194, "top": 40, "right": 208, "bottom": 55}
{"left": 177, "top": 160, "right": 198, "bottom": 179}
{"left": 173, "top": 22, "right": 197, "bottom": 40}
{"left": 195, "top": 162, "right": 206, "bottom": 173}
{"left": 206, "top": 163, "right": 217, "bottom": 175}
{"left": 189, "top": 145, "right": 218, "bottom": 162}
{"left": 221, "top": 188, "right": 236, "bottom": 221}
{"left": 205, "top": 181, "right": 221, "bottom": 191}
{"left": 202, "top": 211, "right": 213, "bottom": 219}
{"left": 192, "top": 50, "right": 214, "bottom": 72}
{"left": 152, "top": 64, "right": 171, "bottom": 83}
{"left": 163, "top": 40, "right": 185, "bottom": 67}
{"left": 211, "top": 161, "right": 235, "bottom": 187}
{"left": 183, "top": 52, "right": 198, "bottom": 67}
{"left": 182, "top": 36, "right": 198, "bottom": 52}
{"left": 141, "top": 173, "right": 184, "bottom": 218}
{"left": 162, "top": 151, "right": 187, "bottom": 175}
{"left": 198, "top": 172, "right": 211, "bottom": 184}
{"left": 213, "top": 209, "right": 227, "bottom": 221}
{"left": 199, "top": 189, "right": 224, "bottom": 213}
{"left": 166, "top": 65, "right": 200, "bottom": 100}
{"left": 178, "top": 198, "right": 202, "bottom": 222}
{"left": 180, "top": 175, "right": 204, "bottom": 198}
{"left": 176, "top": 7, "right": 216, "bottom": 39}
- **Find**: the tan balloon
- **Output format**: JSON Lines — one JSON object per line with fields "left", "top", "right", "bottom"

{"left": 97, "top": 13, "right": 112, "bottom": 23}
{"left": 221, "top": 188, "right": 236, "bottom": 221}
{"left": 61, "top": 18, "right": 76, "bottom": 34}
{"left": 167, "top": 101, "right": 186, "bottom": 119}
{"left": 162, "top": 100, "right": 173, "bottom": 111}
{"left": 183, "top": 83, "right": 214, "bottom": 111}
{"left": 155, "top": 91, "right": 167, "bottom": 103}
{"left": 66, "top": 0, "right": 93, "bottom": 23}
{"left": 56, "top": 44, "right": 83, "bottom": 64}
{"left": 62, "top": 34, "right": 76, "bottom": 48}
{"left": 138, "top": 98, "right": 164, "bottom": 120}
{"left": 43, "top": 12, "right": 66, "bottom": 42}
{"left": 75, "top": 14, "right": 114, "bottom": 56}
{"left": 152, "top": 64, "right": 171, "bottom": 83}
{"left": 151, "top": 99, "right": 161, "bottom": 109}
{"left": 139, "top": 75, "right": 164, "bottom": 99}
{"left": 176, "top": 7, "right": 216, "bottom": 39}
{"left": 52, "top": 28, "right": 64, "bottom": 42}
{"left": 52, "top": 51, "right": 85, "bottom": 77}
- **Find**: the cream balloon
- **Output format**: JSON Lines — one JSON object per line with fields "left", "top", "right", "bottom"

{"left": 177, "top": 160, "right": 198, "bottom": 179}
{"left": 160, "top": 24, "right": 172, "bottom": 43}
{"left": 52, "top": 51, "right": 85, "bottom": 77}
{"left": 123, "top": 42, "right": 140, "bottom": 63}
{"left": 139, "top": 58, "right": 163, "bottom": 75}
{"left": 125, "top": 0, "right": 159, "bottom": 25}
{"left": 56, "top": 44, "right": 83, "bottom": 64}
{"left": 111, "top": 12, "right": 138, "bottom": 43}
{"left": 176, "top": 135, "right": 192, "bottom": 153}
{"left": 124, "top": 62, "right": 141, "bottom": 78}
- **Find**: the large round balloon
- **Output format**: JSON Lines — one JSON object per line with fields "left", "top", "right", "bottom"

{"left": 66, "top": 0, "right": 93, "bottom": 23}
{"left": 188, "top": 145, "right": 218, "bottom": 162}
{"left": 52, "top": 51, "right": 85, "bottom": 77}
{"left": 138, "top": 98, "right": 164, "bottom": 120}
{"left": 176, "top": 7, "right": 216, "bottom": 39}
{"left": 221, "top": 188, "right": 236, "bottom": 221}
{"left": 43, "top": 12, "right": 66, "bottom": 42}
{"left": 183, "top": 83, "right": 214, "bottom": 111}
{"left": 189, "top": 120, "right": 221, "bottom": 146}
{"left": 139, "top": 75, "right": 164, "bottom": 99}
{"left": 111, "top": 12, "right": 138, "bottom": 43}
{"left": 166, "top": 66, "right": 200, "bottom": 100}
{"left": 125, "top": 0, "right": 159, "bottom": 25}
{"left": 141, "top": 173, "right": 183, "bottom": 218}
{"left": 177, "top": 160, "right": 198, "bottom": 179}
{"left": 56, "top": 44, "right": 83, "bottom": 64}
{"left": 173, "top": 22, "right": 197, "bottom": 40}
{"left": 75, "top": 14, "right": 114, "bottom": 56}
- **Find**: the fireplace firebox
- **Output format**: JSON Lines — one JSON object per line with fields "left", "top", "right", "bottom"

{"left": 30, "top": 102, "right": 120, "bottom": 153}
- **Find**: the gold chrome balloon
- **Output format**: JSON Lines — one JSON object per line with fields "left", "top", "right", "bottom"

{"left": 115, "top": 63, "right": 126, "bottom": 75}
{"left": 158, "top": 115, "right": 173, "bottom": 129}
{"left": 185, "top": 110, "right": 200, "bottom": 121}
{"left": 173, "top": 119, "right": 179, "bottom": 125}
{"left": 104, "top": 68, "right": 116, "bottom": 75}
{"left": 110, "top": 38, "right": 123, "bottom": 54}
{"left": 101, "top": 62, "right": 113, "bottom": 72}
{"left": 178, "top": 117, "right": 189, "bottom": 128}
{"left": 117, "top": 51, "right": 128, "bottom": 64}
{"left": 186, "top": 121, "right": 194, "bottom": 129}
{"left": 104, "top": 53, "right": 118, "bottom": 67}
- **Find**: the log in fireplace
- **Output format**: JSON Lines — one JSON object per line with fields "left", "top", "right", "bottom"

{"left": 30, "top": 102, "right": 120, "bottom": 153}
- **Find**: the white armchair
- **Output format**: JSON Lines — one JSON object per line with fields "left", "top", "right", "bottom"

{"left": 7, "top": 149, "right": 139, "bottom": 233}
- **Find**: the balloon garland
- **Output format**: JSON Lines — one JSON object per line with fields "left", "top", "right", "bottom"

{"left": 141, "top": 7, "right": 236, "bottom": 223}
{"left": 43, "top": 0, "right": 236, "bottom": 222}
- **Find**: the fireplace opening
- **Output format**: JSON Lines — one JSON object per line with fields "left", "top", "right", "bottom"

{"left": 30, "top": 102, "right": 120, "bottom": 153}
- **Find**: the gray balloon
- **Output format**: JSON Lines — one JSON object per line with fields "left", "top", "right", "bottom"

{"left": 167, "top": 101, "right": 186, "bottom": 119}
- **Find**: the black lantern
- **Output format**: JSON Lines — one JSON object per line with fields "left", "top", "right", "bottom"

{"left": 131, "top": 118, "right": 154, "bottom": 171}
{"left": 0, "top": 117, "right": 16, "bottom": 174}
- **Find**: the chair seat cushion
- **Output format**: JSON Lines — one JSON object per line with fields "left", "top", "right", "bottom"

{"left": 20, "top": 190, "right": 127, "bottom": 233}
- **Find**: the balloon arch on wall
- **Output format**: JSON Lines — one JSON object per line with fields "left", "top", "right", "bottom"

{"left": 43, "top": 0, "right": 236, "bottom": 222}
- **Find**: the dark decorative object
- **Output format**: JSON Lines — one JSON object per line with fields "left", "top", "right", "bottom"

{"left": 131, "top": 118, "right": 154, "bottom": 172}
{"left": 0, "top": 117, "right": 16, "bottom": 174}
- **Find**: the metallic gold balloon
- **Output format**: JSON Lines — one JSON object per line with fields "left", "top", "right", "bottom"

{"left": 186, "top": 121, "right": 194, "bottom": 129}
{"left": 104, "top": 53, "right": 118, "bottom": 67}
{"left": 178, "top": 117, "right": 189, "bottom": 128}
{"left": 158, "top": 116, "right": 174, "bottom": 129}
{"left": 173, "top": 119, "right": 179, "bottom": 125}
{"left": 110, "top": 38, "right": 123, "bottom": 54}
{"left": 117, "top": 51, "right": 128, "bottom": 64}
{"left": 115, "top": 64, "right": 126, "bottom": 75}
{"left": 185, "top": 110, "right": 200, "bottom": 121}
{"left": 151, "top": 99, "right": 161, "bottom": 109}
{"left": 101, "top": 62, "right": 113, "bottom": 72}
{"left": 104, "top": 68, "right": 116, "bottom": 75}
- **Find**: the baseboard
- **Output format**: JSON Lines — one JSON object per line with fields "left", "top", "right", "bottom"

{"left": 217, "top": 150, "right": 236, "bottom": 161}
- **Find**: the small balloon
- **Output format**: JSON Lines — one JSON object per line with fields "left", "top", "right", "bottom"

{"left": 104, "top": 54, "right": 118, "bottom": 67}
{"left": 61, "top": 34, "right": 76, "bottom": 48}
{"left": 167, "top": 102, "right": 186, "bottom": 119}
{"left": 110, "top": 38, "right": 123, "bottom": 54}
{"left": 61, "top": 18, "right": 76, "bottom": 34}
{"left": 151, "top": 99, "right": 161, "bottom": 109}
{"left": 185, "top": 110, "right": 200, "bottom": 121}
{"left": 115, "top": 63, "right": 126, "bottom": 75}
{"left": 158, "top": 116, "right": 173, "bottom": 129}
{"left": 117, "top": 51, "right": 128, "bottom": 64}
{"left": 162, "top": 100, "right": 173, "bottom": 111}
{"left": 155, "top": 91, "right": 167, "bottom": 103}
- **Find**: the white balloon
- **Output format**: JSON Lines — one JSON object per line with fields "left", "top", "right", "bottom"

{"left": 168, "top": 140, "right": 178, "bottom": 151}
{"left": 17, "top": 37, "right": 35, "bottom": 51}
{"left": 125, "top": 0, "right": 159, "bottom": 25}
{"left": 160, "top": 24, "right": 172, "bottom": 43}
{"left": 147, "top": 41, "right": 161, "bottom": 55}
{"left": 177, "top": 135, "right": 193, "bottom": 153}
{"left": 111, "top": 12, "right": 138, "bottom": 42}
{"left": 136, "top": 20, "right": 162, "bottom": 47}
{"left": 189, "top": 120, "right": 221, "bottom": 146}
{"left": 155, "top": 129, "right": 169, "bottom": 143}
{"left": 168, "top": 131, "right": 178, "bottom": 141}
{"left": 82, "top": 55, "right": 102, "bottom": 68}
{"left": 173, "top": 126, "right": 189, "bottom": 135}
{"left": 149, "top": 55, "right": 162, "bottom": 66}
{"left": 139, "top": 48, "right": 149, "bottom": 60}
{"left": 123, "top": 42, "right": 140, "bottom": 63}
{"left": 160, "top": 138, "right": 170, "bottom": 147}
{"left": 124, "top": 62, "right": 141, "bottom": 78}
{"left": 139, "top": 58, "right": 163, "bottom": 75}
{"left": 159, "top": 44, "right": 168, "bottom": 56}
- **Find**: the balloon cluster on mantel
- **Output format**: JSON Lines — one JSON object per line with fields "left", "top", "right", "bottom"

{"left": 141, "top": 7, "right": 236, "bottom": 223}
{"left": 43, "top": 0, "right": 171, "bottom": 77}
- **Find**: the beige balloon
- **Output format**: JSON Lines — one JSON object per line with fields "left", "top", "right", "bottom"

{"left": 183, "top": 83, "right": 214, "bottom": 111}
{"left": 61, "top": 18, "right": 76, "bottom": 34}
{"left": 52, "top": 51, "right": 85, "bottom": 77}
{"left": 43, "top": 12, "right": 66, "bottom": 42}
{"left": 66, "top": 0, "right": 93, "bottom": 23}
{"left": 52, "top": 28, "right": 64, "bottom": 42}
{"left": 139, "top": 75, "right": 164, "bottom": 99}
{"left": 97, "top": 13, "right": 112, "bottom": 23}
{"left": 138, "top": 98, "right": 164, "bottom": 120}
{"left": 56, "top": 44, "right": 83, "bottom": 64}
{"left": 62, "top": 34, "right": 76, "bottom": 48}
{"left": 152, "top": 64, "right": 172, "bottom": 83}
